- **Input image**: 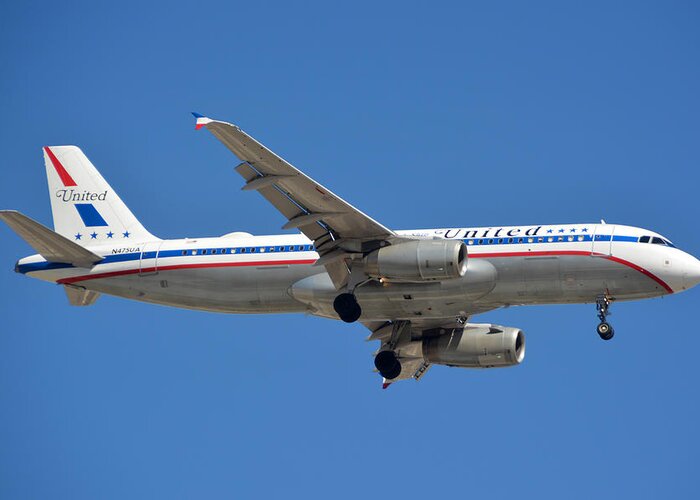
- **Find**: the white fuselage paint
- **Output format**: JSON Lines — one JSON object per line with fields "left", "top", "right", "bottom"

{"left": 16, "top": 223, "right": 700, "bottom": 321}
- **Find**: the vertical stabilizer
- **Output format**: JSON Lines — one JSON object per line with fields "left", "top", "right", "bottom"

{"left": 43, "top": 146, "right": 157, "bottom": 245}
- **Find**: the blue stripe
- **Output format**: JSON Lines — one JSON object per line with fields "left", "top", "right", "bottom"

{"left": 17, "top": 262, "right": 74, "bottom": 273}
{"left": 74, "top": 204, "right": 108, "bottom": 227}
{"left": 15, "top": 235, "right": 646, "bottom": 275}
{"left": 102, "top": 252, "right": 142, "bottom": 263}
{"left": 464, "top": 234, "right": 596, "bottom": 245}
{"left": 613, "top": 235, "right": 638, "bottom": 242}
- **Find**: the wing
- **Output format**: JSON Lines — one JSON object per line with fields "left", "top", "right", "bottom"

{"left": 361, "top": 306, "right": 500, "bottom": 388}
{"left": 194, "top": 113, "right": 401, "bottom": 288}
{"left": 362, "top": 318, "right": 460, "bottom": 389}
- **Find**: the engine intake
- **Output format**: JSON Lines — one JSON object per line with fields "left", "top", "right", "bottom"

{"left": 422, "top": 324, "right": 525, "bottom": 368}
{"left": 365, "top": 239, "right": 468, "bottom": 282}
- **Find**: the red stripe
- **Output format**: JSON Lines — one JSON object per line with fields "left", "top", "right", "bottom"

{"left": 471, "top": 250, "right": 590, "bottom": 259}
{"left": 470, "top": 250, "right": 673, "bottom": 293}
{"left": 56, "top": 259, "right": 317, "bottom": 284}
{"left": 44, "top": 147, "right": 77, "bottom": 187}
{"left": 55, "top": 251, "right": 674, "bottom": 294}
{"left": 604, "top": 255, "right": 674, "bottom": 293}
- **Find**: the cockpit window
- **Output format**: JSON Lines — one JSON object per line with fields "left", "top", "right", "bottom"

{"left": 639, "top": 236, "right": 650, "bottom": 243}
{"left": 663, "top": 239, "right": 676, "bottom": 248}
{"left": 651, "top": 237, "right": 666, "bottom": 245}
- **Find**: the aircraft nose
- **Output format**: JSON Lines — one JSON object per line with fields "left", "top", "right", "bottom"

{"left": 682, "top": 255, "right": 700, "bottom": 290}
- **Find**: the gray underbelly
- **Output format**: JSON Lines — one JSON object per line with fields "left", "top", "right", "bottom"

{"left": 80, "top": 264, "right": 318, "bottom": 313}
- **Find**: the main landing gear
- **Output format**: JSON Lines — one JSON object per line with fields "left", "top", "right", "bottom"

{"left": 374, "top": 350, "right": 401, "bottom": 380}
{"left": 333, "top": 293, "right": 362, "bottom": 323}
{"left": 596, "top": 295, "right": 614, "bottom": 341}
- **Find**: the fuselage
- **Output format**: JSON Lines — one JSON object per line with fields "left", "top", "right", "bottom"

{"left": 16, "top": 222, "right": 700, "bottom": 322}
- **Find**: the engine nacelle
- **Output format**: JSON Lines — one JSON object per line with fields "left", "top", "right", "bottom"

{"left": 422, "top": 324, "right": 525, "bottom": 368}
{"left": 365, "top": 239, "right": 468, "bottom": 282}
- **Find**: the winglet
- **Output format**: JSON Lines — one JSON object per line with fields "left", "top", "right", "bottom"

{"left": 192, "top": 112, "right": 212, "bottom": 130}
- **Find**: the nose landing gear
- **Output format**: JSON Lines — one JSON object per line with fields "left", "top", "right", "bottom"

{"left": 596, "top": 295, "right": 614, "bottom": 340}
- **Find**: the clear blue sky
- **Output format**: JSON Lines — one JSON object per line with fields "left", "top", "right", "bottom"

{"left": 1, "top": 1, "right": 699, "bottom": 498}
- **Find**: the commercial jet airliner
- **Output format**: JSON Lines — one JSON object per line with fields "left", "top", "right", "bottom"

{"left": 3, "top": 113, "right": 699, "bottom": 387}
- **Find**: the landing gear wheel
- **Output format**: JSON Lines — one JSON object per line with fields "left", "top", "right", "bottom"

{"left": 597, "top": 322, "right": 614, "bottom": 341}
{"left": 333, "top": 293, "right": 362, "bottom": 323}
{"left": 595, "top": 295, "right": 615, "bottom": 340}
{"left": 374, "top": 350, "right": 402, "bottom": 380}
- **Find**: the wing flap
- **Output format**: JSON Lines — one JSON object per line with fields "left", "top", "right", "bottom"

{"left": 0, "top": 210, "right": 103, "bottom": 268}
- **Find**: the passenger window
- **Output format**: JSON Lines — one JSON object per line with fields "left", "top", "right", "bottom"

{"left": 639, "top": 236, "right": 650, "bottom": 243}
{"left": 181, "top": 250, "right": 187, "bottom": 256}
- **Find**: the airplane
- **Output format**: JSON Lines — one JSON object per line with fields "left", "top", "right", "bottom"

{"left": 2, "top": 113, "right": 699, "bottom": 388}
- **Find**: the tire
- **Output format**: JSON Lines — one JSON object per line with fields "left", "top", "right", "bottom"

{"left": 374, "top": 350, "right": 402, "bottom": 380}
{"left": 333, "top": 293, "right": 362, "bottom": 323}
{"left": 597, "top": 322, "right": 614, "bottom": 340}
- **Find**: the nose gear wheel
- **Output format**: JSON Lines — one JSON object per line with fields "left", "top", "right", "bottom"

{"left": 596, "top": 295, "right": 615, "bottom": 341}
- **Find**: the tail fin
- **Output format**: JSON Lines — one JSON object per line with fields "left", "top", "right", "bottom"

{"left": 43, "top": 146, "right": 157, "bottom": 245}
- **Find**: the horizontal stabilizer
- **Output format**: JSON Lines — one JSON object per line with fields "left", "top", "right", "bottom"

{"left": 64, "top": 285, "right": 100, "bottom": 306}
{"left": 0, "top": 210, "right": 103, "bottom": 268}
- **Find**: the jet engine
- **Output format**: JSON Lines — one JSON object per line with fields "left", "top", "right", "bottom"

{"left": 422, "top": 324, "right": 525, "bottom": 368}
{"left": 364, "top": 239, "right": 468, "bottom": 282}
